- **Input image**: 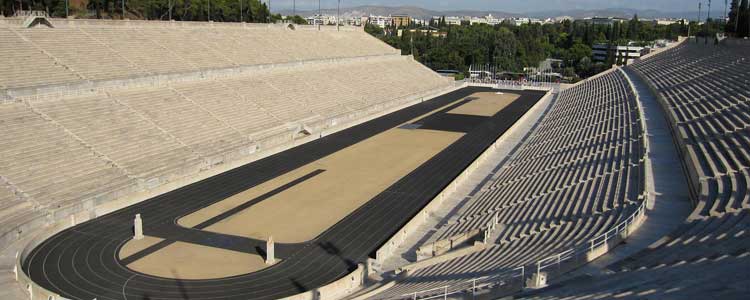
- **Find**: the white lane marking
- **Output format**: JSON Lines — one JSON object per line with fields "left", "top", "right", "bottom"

{"left": 122, "top": 274, "right": 137, "bottom": 300}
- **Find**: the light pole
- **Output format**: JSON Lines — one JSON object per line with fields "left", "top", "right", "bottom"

{"left": 168, "top": 0, "right": 172, "bottom": 20}
{"left": 707, "top": 0, "right": 711, "bottom": 44}
{"left": 122, "top": 0, "right": 125, "bottom": 19}
{"left": 697, "top": 1, "right": 702, "bottom": 42}
{"left": 208, "top": 0, "right": 211, "bottom": 22}
{"left": 65, "top": 0, "right": 68, "bottom": 18}
{"left": 318, "top": 0, "right": 321, "bottom": 30}
{"left": 293, "top": 0, "right": 296, "bottom": 17}
{"left": 240, "top": 0, "right": 242, "bottom": 23}
{"left": 268, "top": 0, "right": 271, "bottom": 23}
{"left": 337, "top": 0, "right": 341, "bottom": 31}
{"left": 724, "top": 0, "right": 728, "bottom": 23}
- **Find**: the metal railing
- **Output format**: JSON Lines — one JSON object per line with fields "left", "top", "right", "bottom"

{"left": 466, "top": 78, "right": 561, "bottom": 93}
{"left": 403, "top": 267, "right": 525, "bottom": 300}
{"left": 394, "top": 197, "right": 648, "bottom": 300}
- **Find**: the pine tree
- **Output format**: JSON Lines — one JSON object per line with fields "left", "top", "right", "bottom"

{"left": 628, "top": 14, "right": 640, "bottom": 40}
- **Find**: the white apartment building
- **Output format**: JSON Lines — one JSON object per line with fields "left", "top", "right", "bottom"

{"left": 368, "top": 15, "right": 393, "bottom": 28}
{"left": 592, "top": 44, "right": 647, "bottom": 64}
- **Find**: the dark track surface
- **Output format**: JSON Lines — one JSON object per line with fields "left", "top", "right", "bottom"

{"left": 23, "top": 87, "right": 545, "bottom": 300}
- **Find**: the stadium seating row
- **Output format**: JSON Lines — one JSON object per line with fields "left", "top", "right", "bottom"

{"left": 612, "top": 40, "right": 750, "bottom": 263}
{"left": 0, "top": 25, "right": 397, "bottom": 90}
{"left": 517, "top": 40, "right": 750, "bottom": 300}
{"left": 369, "top": 69, "right": 646, "bottom": 299}
{"left": 630, "top": 41, "right": 750, "bottom": 217}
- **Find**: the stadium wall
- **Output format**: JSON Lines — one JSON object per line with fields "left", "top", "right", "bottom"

{"left": 279, "top": 265, "right": 366, "bottom": 300}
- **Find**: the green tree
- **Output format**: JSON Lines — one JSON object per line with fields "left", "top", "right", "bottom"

{"left": 364, "top": 23, "right": 384, "bottom": 37}
{"left": 288, "top": 15, "right": 307, "bottom": 25}
{"left": 361, "top": 17, "right": 689, "bottom": 80}
{"left": 493, "top": 27, "right": 519, "bottom": 72}
{"left": 627, "top": 14, "right": 640, "bottom": 40}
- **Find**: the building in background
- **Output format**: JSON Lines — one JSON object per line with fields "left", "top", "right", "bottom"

{"left": 391, "top": 15, "right": 411, "bottom": 27}
{"left": 306, "top": 15, "right": 324, "bottom": 25}
{"left": 368, "top": 15, "right": 393, "bottom": 28}
{"left": 512, "top": 17, "right": 530, "bottom": 26}
{"left": 582, "top": 17, "right": 629, "bottom": 25}
{"left": 445, "top": 16, "right": 462, "bottom": 26}
{"left": 469, "top": 14, "right": 503, "bottom": 25}
{"left": 655, "top": 18, "right": 687, "bottom": 25}
{"left": 398, "top": 27, "right": 447, "bottom": 38}
{"left": 592, "top": 43, "right": 646, "bottom": 64}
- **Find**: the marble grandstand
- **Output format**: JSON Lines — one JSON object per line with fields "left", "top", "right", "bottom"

{"left": 365, "top": 65, "right": 647, "bottom": 300}
{"left": 515, "top": 38, "right": 750, "bottom": 300}
{"left": 0, "top": 19, "right": 453, "bottom": 261}
{"left": 356, "top": 38, "right": 749, "bottom": 300}
{"left": 2, "top": 15, "right": 749, "bottom": 300}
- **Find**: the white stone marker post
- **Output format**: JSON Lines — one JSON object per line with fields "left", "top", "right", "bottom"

{"left": 134, "top": 214, "right": 144, "bottom": 240}
{"left": 266, "top": 236, "right": 275, "bottom": 265}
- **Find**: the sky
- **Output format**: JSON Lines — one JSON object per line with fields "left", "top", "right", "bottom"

{"left": 267, "top": 0, "right": 711, "bottom": 13}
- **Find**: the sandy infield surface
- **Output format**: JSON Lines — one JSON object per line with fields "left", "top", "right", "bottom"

{"left": 179, "top": 92, "right": 520, "bottom": 243}
{"left": 119, "top": 91, "right": 519, "bottom": 279}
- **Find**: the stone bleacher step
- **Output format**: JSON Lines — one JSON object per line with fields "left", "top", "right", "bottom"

{"left": 498, "top": 220, "right": 564, "bottom": 245}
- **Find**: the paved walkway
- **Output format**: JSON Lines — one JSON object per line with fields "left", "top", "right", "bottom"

{"left": 571, "top": 67, "right": 694, "bottom": 275}
{"left": 0, "top": 232, "right": 35, "bottom": 300}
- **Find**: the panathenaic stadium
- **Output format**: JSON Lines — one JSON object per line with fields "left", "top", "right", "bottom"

{"left": 0, "top": 15, "right": 749, "bottom": 300}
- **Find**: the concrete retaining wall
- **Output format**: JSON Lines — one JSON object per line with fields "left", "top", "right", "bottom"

{"left": 416, "top": 228, "right": 482, "bottom": 259}
{"left": 280, "top": 265, "right": 366, "bottom": 300}
{"left": 398, "top": 242, "right": 487, "bottom": 275}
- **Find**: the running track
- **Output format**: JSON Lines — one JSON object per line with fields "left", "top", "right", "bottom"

{"left": 23, "top": 87, "right": 546, "bottom": 300}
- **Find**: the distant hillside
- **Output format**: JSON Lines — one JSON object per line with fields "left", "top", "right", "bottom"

{"left": 277, "top": 5, "right": 696, "bottom": 20}
{"left": 530, "top": 8, "right": 696, "bottom": 20}
{"left": 276, "top": 5, "right": 520, "bottom": 20}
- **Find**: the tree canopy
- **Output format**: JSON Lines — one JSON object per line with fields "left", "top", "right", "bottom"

{"left": 375, "top": 18, "right": 689, "bottom": 80}
{"left": 1, "top": 0, "right": 274, "bottom": 22}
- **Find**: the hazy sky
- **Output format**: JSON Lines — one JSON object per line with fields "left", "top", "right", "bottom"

{"left": 268, "top": 0, "right": 709, "bottom": 12}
